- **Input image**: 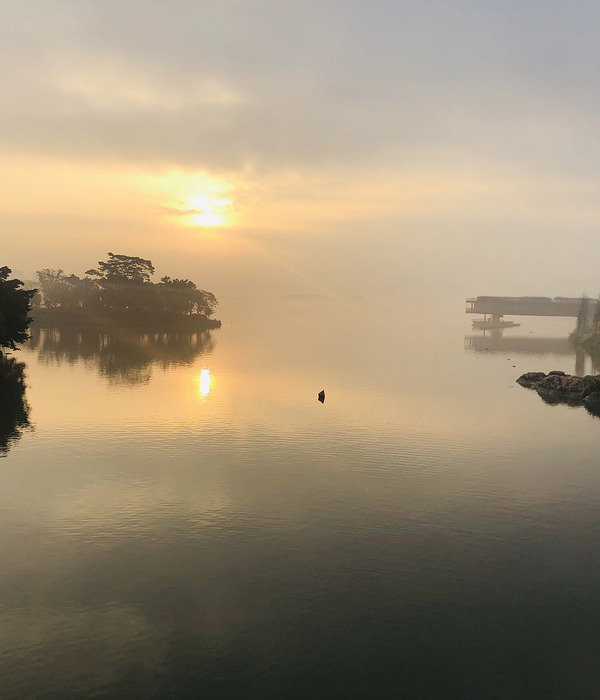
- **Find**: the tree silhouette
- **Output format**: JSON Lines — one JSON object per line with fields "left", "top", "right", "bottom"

{"left": 0, "top": 267, "right": 36, "bottom": 351}
{"left": 33, "top": 253, "right": 219, "bottom": 323}
{"left": 36, "top": 269, "right": 68, "bottom": 308}
{"left": 158, "top": 277, "right": 218, "bottom": 317}
{"left": 86, "top": 253, "right": 158, "bottom": 314}
{"left": 36, "top": 269, "right": 101, "bottom": 310}
{"left": 86, "top": 253, "right": 155, "bottom": 284}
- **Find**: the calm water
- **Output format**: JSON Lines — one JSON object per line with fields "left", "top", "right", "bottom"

{"left": 2, "top": 299, "right": 600, "bottom": 699}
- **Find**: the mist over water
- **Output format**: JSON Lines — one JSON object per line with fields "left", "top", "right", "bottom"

{"left": 1, "top": 299, "right": 600, "bottom": 698}
{"left": 5, "top": 0, "right": 600, "bottom": 694}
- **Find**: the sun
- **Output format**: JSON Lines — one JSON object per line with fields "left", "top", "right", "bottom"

{"left": 183, "top": 193, "right": 232, "bottom": 227}
{"left": 158, "top": 172, "right": 237, "bottom": 228}
{"left": 158, "top": 172, "right": 239, "bottom": 228}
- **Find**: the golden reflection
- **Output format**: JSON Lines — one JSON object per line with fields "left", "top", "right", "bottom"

{"left": 199, "top": 369, "right": 211, "bottom": 397}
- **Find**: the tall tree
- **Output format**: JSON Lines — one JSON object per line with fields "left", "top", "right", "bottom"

{"left": 36, "top": 269, "right": 68, "bottom": 308}
{"left": 35, "top": 270, "right": 100, "bottom": 309}
{"left": 0, "top": 267, "right": 36, "bottom": 351}
{"left": 196, "top": 289, "right": 218, "bottom": 317}
{"left": 61, "top": 274, "right": 100, "bottom": 309}
{"left": 86, "top": 253, "right": 155, "bottom": 284}
{"left": 86, "top": 253, "right": 157, "bottom": 313}
{"left": 158, "top": 277, "right": 218, "bottom": 317}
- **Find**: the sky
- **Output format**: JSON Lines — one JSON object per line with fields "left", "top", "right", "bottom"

{"left": 3, "top": 0, "right": 600, "bottom": 303}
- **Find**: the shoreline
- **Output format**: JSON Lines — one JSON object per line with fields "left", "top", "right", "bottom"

{"left": 30, "top": 308, "right": 222, "bottom": 331}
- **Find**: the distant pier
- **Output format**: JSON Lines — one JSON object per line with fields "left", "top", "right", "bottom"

{"left": 465, "top": 296, "right": 599, "bottom": 375}
{"left": 466, "top": 296, "right": 592, "bottom": 320}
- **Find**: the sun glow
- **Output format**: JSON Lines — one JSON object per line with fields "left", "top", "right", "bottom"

{"left": 181, "top": 193, "right": 233, "bottom": 227}
{"left": 157, "top": 172, "right": 238, "bottom": 229}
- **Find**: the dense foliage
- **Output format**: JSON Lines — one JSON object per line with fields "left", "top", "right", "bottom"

{"left": 0, "top": 267, "right": 36, "bottom": 351}
{"left": 35, "top": 253, "right": 218, "bottom": 319}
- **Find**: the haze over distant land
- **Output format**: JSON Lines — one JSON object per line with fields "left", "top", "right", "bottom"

{"left": 3, "top": 1, "right": 600, "bottom": 301}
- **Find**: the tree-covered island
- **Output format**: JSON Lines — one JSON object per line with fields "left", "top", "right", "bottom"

{"left": 0, "top": 254, "right": 219, "bottom": 452}
{"left": 31, "top": 253, "right": 221, "bottom": 329}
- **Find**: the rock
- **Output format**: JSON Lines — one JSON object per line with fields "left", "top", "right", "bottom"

{"left": 517, "top": 371, "right": 600, "bottom": 416}
{"left": 516, "top": 372, "right": 547, "bottom": 388}
{"left": 583, "top": 391, "right": 600, "bottom": 417}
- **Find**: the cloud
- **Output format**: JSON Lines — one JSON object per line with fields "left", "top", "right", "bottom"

{"left": 3, "top": 0, "right": 600, "bottom": 176}
{"left": 4, "top": 0, "right": 600, "bottom": 300}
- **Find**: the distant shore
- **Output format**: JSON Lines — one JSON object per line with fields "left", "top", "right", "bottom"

{"left": 31, "top": 308, "right": 221, "bottom": 330}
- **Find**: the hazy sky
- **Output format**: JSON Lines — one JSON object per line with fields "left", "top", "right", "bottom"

{"left": 3, "top": 0, "right": 600, "bottom": 301}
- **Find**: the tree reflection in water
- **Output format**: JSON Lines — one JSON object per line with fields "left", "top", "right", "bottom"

{"left": 0, "top": 357, "right": 32, "bottom": 456}
{"left": 28, "top": 324, "right": 216, "bottom": 386}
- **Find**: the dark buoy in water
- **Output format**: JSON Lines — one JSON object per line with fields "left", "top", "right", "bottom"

{"left": 318, "top": 390, "right": 325, "bottom": 404}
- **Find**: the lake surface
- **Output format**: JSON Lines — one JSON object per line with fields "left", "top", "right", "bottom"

{"left": 2, "top": 298, "right": 600, "bottom": 699}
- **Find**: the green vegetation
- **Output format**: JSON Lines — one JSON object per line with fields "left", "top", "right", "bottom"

{"left": 33, "top": 253, "right": 219, "bottom": 327}
{"left": 0, "top": 267, "right": 36, "bottom": 352}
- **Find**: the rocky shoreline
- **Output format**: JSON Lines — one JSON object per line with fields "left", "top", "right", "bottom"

{"left": 517, "top": 371, "right": 600, "bottom": 416}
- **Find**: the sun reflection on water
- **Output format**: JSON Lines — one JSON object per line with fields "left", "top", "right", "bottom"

{"left": 199, "top": 369, "right": 211, "bottom": 397}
